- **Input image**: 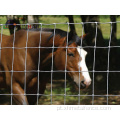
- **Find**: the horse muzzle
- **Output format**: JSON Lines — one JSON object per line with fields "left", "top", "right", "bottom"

{"left": 73, "top": 76, "right": 91, "bottom": 89}
{"left": 80, "top": 79, "right": 91, "bottom": 89}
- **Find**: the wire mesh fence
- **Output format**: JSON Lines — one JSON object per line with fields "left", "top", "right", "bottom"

{"left": 0, "top": 22, "right": 120, "bottom": 105}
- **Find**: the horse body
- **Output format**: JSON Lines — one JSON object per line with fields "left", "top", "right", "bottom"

{"left": 0, "top": 29, "right": 91, "bottom": 105}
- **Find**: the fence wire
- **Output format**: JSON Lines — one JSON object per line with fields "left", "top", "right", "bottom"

{"left": 0, "top": 22, "right": 120, "bottom": 105}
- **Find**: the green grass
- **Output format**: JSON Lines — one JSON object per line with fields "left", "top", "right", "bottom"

{"left": 38, "top": 79, "right": 91, "bottom": 105}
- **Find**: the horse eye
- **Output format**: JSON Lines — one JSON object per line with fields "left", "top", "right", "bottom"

{"left": 68, "top": 53, "right": 74, "bottom": 57}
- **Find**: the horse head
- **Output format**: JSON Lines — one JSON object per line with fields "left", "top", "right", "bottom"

{"left": 54, "top": 32, "right": 91, "bottom": 89}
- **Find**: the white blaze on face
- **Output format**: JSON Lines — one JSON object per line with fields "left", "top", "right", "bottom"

{"left": 77, "top": 47, "right": 91, "bottom": 84}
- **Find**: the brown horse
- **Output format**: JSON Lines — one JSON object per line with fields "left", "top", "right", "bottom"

{"left": 0, "top": 28, "right": 91, "bottom": 105}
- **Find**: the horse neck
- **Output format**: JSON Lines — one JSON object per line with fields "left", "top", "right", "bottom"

{"left": 27, "top": 31, "right": 66, "bottom": 64}
{"left": 40, "top": 33, "right": 66, "bottom": 59}
{"left": 0, "top": 34, "right": 10, "bottom": 46}
{"left": 40, "top": 32, "right": 66, "bottom": 47}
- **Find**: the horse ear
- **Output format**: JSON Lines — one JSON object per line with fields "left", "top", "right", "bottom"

{"left": 76, "top": 33, "right": 89, "bottom": 46}
{"left": 80, "top": 33, "right": 91, "bottom": 52}
{"left": 80, "top": 34, "right": 87, "bottom": 39}
{"left": 68, "top": 31, "right": 78, "bottom": 45}
{"left": 68, "top": 31, "right": 74, "bottom": 42}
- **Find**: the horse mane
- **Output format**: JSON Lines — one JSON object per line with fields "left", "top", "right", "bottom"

{"left": 43, "top": 28, "right": 68, "bottom": 41}
{"left": 28, "top": 28, "right": 82, "bottom": 45}
{"left": 28, "top": 28, "right": 67, "bottom": 39}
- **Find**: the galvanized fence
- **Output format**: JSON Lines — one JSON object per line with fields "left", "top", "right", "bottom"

{"left": 0, "top": 22, "right": 120, "bottom": 105}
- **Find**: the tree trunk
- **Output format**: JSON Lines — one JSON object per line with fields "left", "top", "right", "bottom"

{"left": 6, "top": 15, "right": 21, "bottom": 35}
{"left": 81, "top": 15, "right": 105, "bottom": 46}
{"left": 110, "top": 15, "right": 117, "bottom": 46}
{"left": 27, "top": 15, "right": 39, "bottom": 29}
{"left": 109, "top": 15, "right": 118, "bottom": 70}
{"left": 65, "top": 15, "right": 76, "bottom": 35}
{"left": 109, "top": 15, "right": 119, "bottom": 89}
{"left": 67, "top": 15, "right": 76, "bottom": 35}
{"left": 6, "top": 15, "right": 14, "bottom": 20}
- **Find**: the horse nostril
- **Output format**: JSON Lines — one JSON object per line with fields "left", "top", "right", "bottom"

{"left": 80, "top": 80, "right": 86, "bottom": 89}
{"left": 81, "top": 80, "right": 84, "bottom": 84}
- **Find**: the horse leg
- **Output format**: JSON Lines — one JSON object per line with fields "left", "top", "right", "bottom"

{"left": 39, "top": 80, "right": 47, "bottom": 97}
{"left": 12, "top": 82, "right": 29, "bottom": 105}
{"left": 25, "top": 72, "right": 50, "bottom": 105}
{"left": 0, "top": 65, "right": 6, "bottom": 88}
{"left": 26, "top": 77, "right": 38, "bottom": 105}
{"left": 0, "top": 73, "right": 5, "bottom": 88}
{"left": 38, "top": 75, "right": 49, "bottom": 105}
{"left": 26, "top": 76, "right": 48, "bottom": 105}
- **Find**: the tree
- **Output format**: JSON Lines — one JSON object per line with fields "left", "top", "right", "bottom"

{"left": 6, "top": 15, "right": 21, "bottom": 35}
{"left": 81, "top": 15, "right": 105, "bottom": 46}
{"left": 65, "top": 15, "right": 77, "bottom": 35}
{"left": 109, "top": 16, "right": 118, "bottom": 70}
{"left": 110, "top": 15, "right": 117, "bottom": 46}
{"left": 27, "top": 15, "right": 39, "bottom": 29}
